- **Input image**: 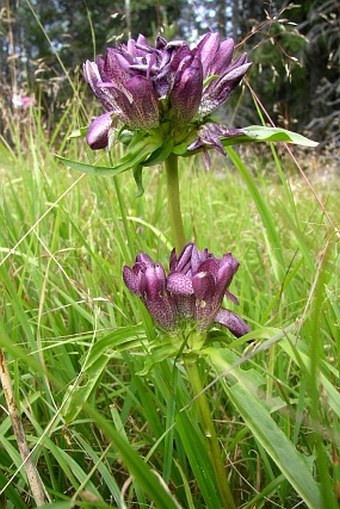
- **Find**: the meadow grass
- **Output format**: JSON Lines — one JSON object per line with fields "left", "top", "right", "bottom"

{"left": 0, "top": 97, "right": 339, "bottom": 509}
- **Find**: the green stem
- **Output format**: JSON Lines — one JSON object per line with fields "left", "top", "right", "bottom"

{"left": 164, "top": 154, "right": 186, "bottom": 253}
{"left": 185, "top": 357, "right": 236, "bottom": 509}
{"left": 108, "top": 153, "right": 134, "bottom": 259}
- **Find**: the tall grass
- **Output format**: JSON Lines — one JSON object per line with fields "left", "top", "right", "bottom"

{"left": 0, "top": 38, "right": 339, "bottom": 509}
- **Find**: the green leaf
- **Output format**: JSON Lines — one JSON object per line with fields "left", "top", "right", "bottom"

{"left": 207, "top": 347, "right": 322, "bottom": 509}
{"left": 56, "top": 138, "right": 163, "bottom": 177}
{"left": 68, "top": 126, "right": 88, "bottom": 139}
{"left": 0, "top": 470, "right": 29, "bottom": 508}
{"left": 63, "top": 325, "right": 146, "bottom": 422}
{"left": 143, "top": 139, "right": 174, "bottom": 167}
{"left": 220, "top": 126, "right": 318, "bottom": 148}
{"left": 86, "top": 407, "right": 181, "bottom": 509}
{"left": 238, "top": 125, "right": 318, "bottom": 147}
{"left": 227, "top": 383, "right": 322, "bottom": 509}
{"left": 175, "top": 412, "right": 223, "bottom": 509}
{"left": 133, "top": 165, "right": 144, "bottom": 197}
{"left": 177, "top": 124, "right": 318, "bottom": 157}
{"left": 279, "top": 338, "right": 340, "bottom": 418}
{"left": 137, "top": 343, "right": 177, "bottom": 376}
{"left": 203, "top": 74, "right": 220, "bottom": 87}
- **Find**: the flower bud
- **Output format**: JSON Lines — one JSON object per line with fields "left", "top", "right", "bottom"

{"left": 170, "top": 54, "right": 203, "bottom": 124}
{"left": 86, "top": 112, "right": 112, "bottom": 150}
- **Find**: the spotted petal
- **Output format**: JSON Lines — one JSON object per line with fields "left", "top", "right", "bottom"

{"left": 123, "top": 266, "right": 139, "bottom": 294}
{"left": 215, "top": 309, "right": 250, "bottom": 337}
{"left": 167, "top": 272, "right": 194, "bottom": 295}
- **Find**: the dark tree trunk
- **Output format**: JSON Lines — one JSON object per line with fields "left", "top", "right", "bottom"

{"left": 216, "top": 0, "right": 227, "bottom": 37}
{"left": 232, "top": 0, "right": 240, "bottom": 39}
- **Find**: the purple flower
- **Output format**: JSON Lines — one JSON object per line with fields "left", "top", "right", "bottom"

{"left": 123, "top": 243, "right": 250, "bottom": 339}
{"left": 188, "top": 123, "right": 245, "bottom": 155}
{"left": 83, "top": 33, "right": 250, "bottom": 151}
{"left": 196, "top": 33, "right": 250, "bottom": 117}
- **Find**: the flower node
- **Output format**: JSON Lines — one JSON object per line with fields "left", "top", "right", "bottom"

{"left": 83, "top": 33, "right": 250, "bottom": 155}
{"left": 123, "top": 242, "right": 250, "bottom": 339}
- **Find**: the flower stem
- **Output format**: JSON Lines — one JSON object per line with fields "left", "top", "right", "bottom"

{"left": 0, "top": 348, "right": 46, "bottom": 506}
{"left": 185, "top": 357, "right": 236, "bottom": 509}
{"left": 165, "top": 154, "right": 186, "bottom": 253}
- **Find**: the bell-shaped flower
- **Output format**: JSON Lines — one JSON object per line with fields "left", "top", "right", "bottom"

{"left": 123, "top": 243, "right": 250, "bottom": 339}
{"left": 83, "top": 32, "right": 250, "bottom": 154}
{"left": 123, "top": 255, "right": 177, "bottom": 331}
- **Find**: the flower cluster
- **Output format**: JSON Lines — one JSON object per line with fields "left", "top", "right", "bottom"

{"left": 83, "top": 32, "right": 250, "bottom": 152}
{"left": 123, "top": 242, "right": 250, "bottom": 338}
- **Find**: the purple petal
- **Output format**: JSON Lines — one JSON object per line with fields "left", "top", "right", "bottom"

{"left": 86, "top": 112, "right": 113, "bottom": 150}
{"left": 192, "top": 271, "right": 216, "bottom": 300}
{"left": 136, "top": 33, "right": 152, "bottom": 50}
{"left": 144, "top": 265, "right": 166, "bottom": 299}
{"left": 124, "top": 76, "right": 159, "bottom": 129}
{"left": 190, "top": 244, "right": 201, "bottom": 275}
{"left": 95, "top": 55, "right": 106, "bottom": 80}
{"left": 144, "top": 294, "right": 177, "bottom": 331}
{"left": 187, "top": 123, "right": 226, "bottom": 155}
{"left": 199, "top": 248, "right": 211, "bottom": 264}
{"left": 136, "top": 253, "right": 154, "bottom": 266}
{"left": 211, "top": 38, "right": 235, "bottom": 75}
{"left": 199, "top": 61, "right": 251, "bottom": 116}
{"left": 225, "top": 290, "right": 239, "bottom": 305}
{"left": 196, "top": 32, "right": 220, "bottom": 76}
{"left": 167, "top": 272, "right": 194, "bottom": 295}
{"left": 127, "top": 39, "right": 138, "bottom": 58}
{"left": 132, "top": 262, "right": 144, "bottom": 274}
{"left": 155, "top": 35, "right": 168, "bottom": 49}
{"left": 226, "top": 53, "right": 249, "bottom": 73}
{"left": 169, "top": 44, "right": 192, "bottom": 73}
{"left": 173, "top": 294, "right": 194, "bottom": 318}
{"left": 96, "top": 82, "right": 117, "bottom": 88}
{"left": 107, "top": 86, "right": 135, "bottom": 124}
{"left": 83, "top": 60, "right": 117, "bottom": 111}
{"left": 215, "top": 254, "right": 239, "bottom": 297}
{"left": 170, "top": 54, "right": 203, "bottom": 124}
{"left": 102, "top": 49, "right": 130, "bottom": 85}
{"left": 146, "top": 52, "right": 157, "bottom": 79}
{"left": 222, "top": 62, "right": 252, "bottom": 82}
{"left": 214, "top": 309, "right": 250, "bottom": 337}
{"left": 174, "top": 243, "right": 194, "bottom": 272}
{"left": 169, "top": 248, "right": 177, "bottom": 272}
{"left": 188, "top": 123, "right": 245, "bottom": 154}
{"left": 197, "top": 257, "right": 220, "bottom": 277}
{"left": 123, "top": 266, "right": 139, "bottom": 293}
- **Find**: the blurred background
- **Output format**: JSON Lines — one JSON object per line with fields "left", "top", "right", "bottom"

{"left": 0, "top": 0, "right": 339, "bottom": 147}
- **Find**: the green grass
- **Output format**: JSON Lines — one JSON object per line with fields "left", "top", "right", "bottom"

{"left": 0, "top": 98, "right": 339, "bottom": 509}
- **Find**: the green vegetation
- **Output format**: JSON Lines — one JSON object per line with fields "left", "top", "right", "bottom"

{"left": 0, "top": 1, "right": 339, "bottom": 507}
{"left": 0, "top": 98, "right": 338, "bottom": 507}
